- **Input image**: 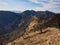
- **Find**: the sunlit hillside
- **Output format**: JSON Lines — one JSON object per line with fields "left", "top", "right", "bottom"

{"left": 6, "top": 27, "right": 60, "bottom": 45}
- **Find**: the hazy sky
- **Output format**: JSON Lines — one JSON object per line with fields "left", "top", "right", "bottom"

{"left": 0, "top": 0, "right": 60, "bottom": 13}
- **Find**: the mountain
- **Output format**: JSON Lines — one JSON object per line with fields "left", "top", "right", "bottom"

{"left": 0, "top": 11, "right": 22, "bottom": 35}
{"left": 0, "top": 10, "right": 60, "bottom": 45}
{"left": 21, "top": 10, "right": 36, "bottom": 15}
{"left": 21, "top": 10, "right": 54, "bottom": 16}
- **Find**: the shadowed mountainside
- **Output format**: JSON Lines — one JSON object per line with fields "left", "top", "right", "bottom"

{"left": 0, "top": 11, "right": 22, "bottom": 35}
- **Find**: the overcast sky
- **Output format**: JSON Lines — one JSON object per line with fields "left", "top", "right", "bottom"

{"left": 0, "top": 0, "right": 60, "bottom": 13}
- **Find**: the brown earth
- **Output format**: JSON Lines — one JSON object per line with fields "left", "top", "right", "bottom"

{"left": 6, "top": 27, "right": 60, "bottom": 45}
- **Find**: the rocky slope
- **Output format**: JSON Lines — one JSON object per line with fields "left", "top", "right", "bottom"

{"left": 0, "top": 10, "right": 60, "bottom": 45}
{"left": 5, "top": 13, "right": 60, "bottom": 45}
{"left": 6, "top": 27, "right": 60, "bottom": 45}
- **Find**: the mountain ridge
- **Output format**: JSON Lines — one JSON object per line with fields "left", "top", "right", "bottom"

{"left": 0, "top": 10, "right": 60, "bottom": 45}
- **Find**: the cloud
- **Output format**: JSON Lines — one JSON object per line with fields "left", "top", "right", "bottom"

{"left": 29, "top": 0, "right": 40, "bottom": 3}
{"left": 0, "top": 1, "right": 20, "bottom": 11}
{"left": 0, "top": 0, "right": 26, "bottom": 11}
{"left": 0, "top": 0, "right": 60, "bottom": 13}
{"left": 0, "top": 1, "right": 8, "bottom": 5}
{"left": 29, "top": 0, "right": 49, "bottom": 4}
{"left": 29, "top": 0, "right": 60, "bottom": 11}
{"left": 0, "top": 5, "right": 21, "bottom": 11}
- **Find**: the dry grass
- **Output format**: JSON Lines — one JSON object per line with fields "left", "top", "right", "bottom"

{"left": 6, "top": 27, "right": 60, "bottom": 45}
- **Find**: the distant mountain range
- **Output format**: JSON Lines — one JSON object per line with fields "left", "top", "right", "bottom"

{"left": 0, "top": 10, "right": 60, "bottom": 45}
